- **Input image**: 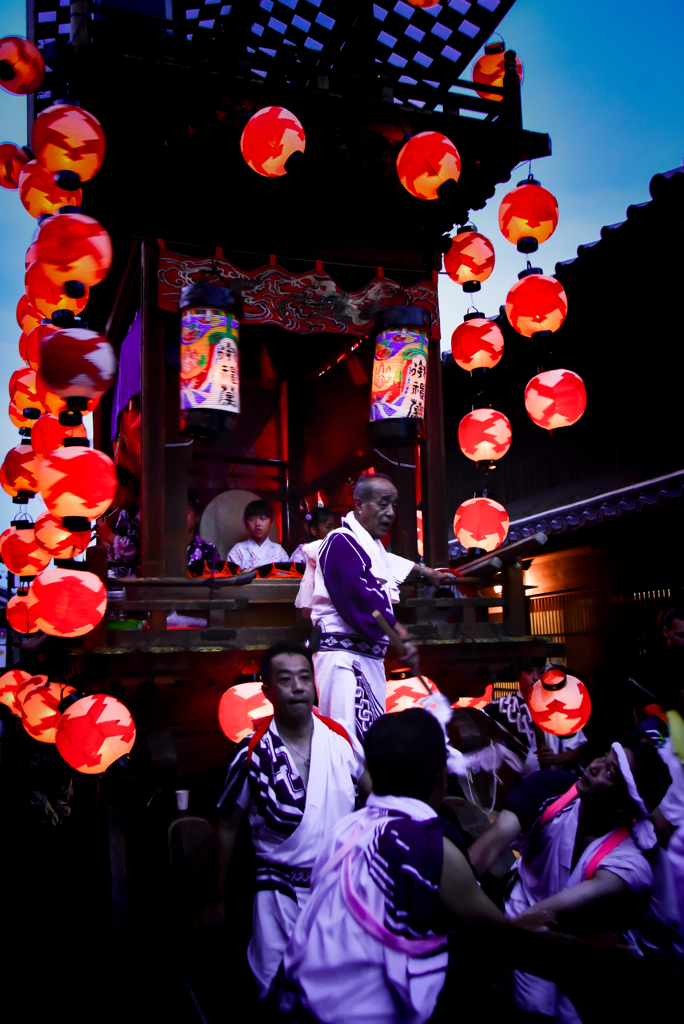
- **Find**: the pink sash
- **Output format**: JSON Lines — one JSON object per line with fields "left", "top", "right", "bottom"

{"left": 538, "top": 783, "right": 629, "bottom": 879}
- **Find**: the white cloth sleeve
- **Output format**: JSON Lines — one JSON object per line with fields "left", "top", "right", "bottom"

{"left": 386, "top": 551, "right": 415, "bottom": 585}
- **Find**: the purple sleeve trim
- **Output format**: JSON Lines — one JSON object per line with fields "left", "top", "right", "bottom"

{"left": 320, "top": 533, "right": 396, "bottom": 641}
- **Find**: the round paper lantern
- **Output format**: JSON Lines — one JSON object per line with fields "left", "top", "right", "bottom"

{"left": 528, "top": 668, "right": 591, "bottom": 736}
{"left": 0, "top": 668, "right": 32, "bottom": 715}
{"left": 452, "top": 685, "right": 494, "bottom": 710}
{"left": 397, "top": 131, "right": 461, "bottom": 201}
{"left": 458, "top": 409, "right": 512, "bottom": 464}
{"left": 453, "top": 496, "right": 509, "bottom": 552}
{"left": 8, "top": 366, "right": 45, "bottom": 417}
{"left": 18, "top": 160, "right": 82, "bottom": 218}
{"left": 240, "top": 106, "right": 305, "bottom": 178}
{"left": 56, "top": 694, "right": 135, "bottom": 773}
{"left": 34, "top": 510, "right": 90, "bottom": 557}
{"left": 25, "top": 237, "right": 39, "bottom": 269}
{"left": 36, "top": 213, "right": 113, "bottom": 288}
{"left": 0, "top": 141, "right": 30, "bottom": 189}
{"left": 218, "top": 682, "right": 273, "bottom": 743}
{"left": 6, "top": 590, "right": 39, "bottom": 633}
{"left": 39, "top": 329, "right": 117, "bottom": 400}
{"left": 451, "top": 317, "right": 504, "bottom": 371}
{"left": 31, "top": 412, "right": 87, "bottom": 460}
{"left": 0, "top": 522, "right": 51, "bottom": 575}
{"left": 28, "top": 566, "right": 107, "bottom": 637}
{"left": 1, "top": 442, "right": 39, "bottom": 498}
{"left": 472, "top": 40, "right": 523, "bottom": 102}
{"left": 17, "top": 295, "right": 41, "bottom": 335}
{"left": 8, "top": 401, "right": 34, "bottom": 430}
{"left": 22, "top": 681, "right": 77, "bottom": 743}
{"left": 0, "top": 36, "right": 44, "bottom": 95}
{"left": 32, "top": 103, "right": 106, "bottom": 186}
{"left": 15, "top": 675, "right": 49, "bottom": 718}
{"left": 25, "top": 261, "right": 89, "bottom": 319}
{"left": 36, "top": 446, "right": 117, "bottom": 521}
{"left": 18, "top": 331, "right": 29, "bottom": 364}
{"left": 524, "top": 369, "right": 587, "bottom": 432}
{"left": 505, "top": 272, "right": 568, "bottom": 338}
{"left": 24, "top": 323, "right": 58, "bottom": 372}
{"left": 386, "top": 668, "right": 438, "bottom": 714}
{"left": 444, "top": 230, "right": 495, "bottom": 289}
{"left": 499, "top": 179, "right": 559, "bottom": 253}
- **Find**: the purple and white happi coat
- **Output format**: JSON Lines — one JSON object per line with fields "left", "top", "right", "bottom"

{"left": 305, "top": 513, "right": 414, "bottom": 738}
{"left": 218, "top": 713, "right": 364, "bottom": 999}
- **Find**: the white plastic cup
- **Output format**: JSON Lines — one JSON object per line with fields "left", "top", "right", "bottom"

{"left": 175, "top": 789, "right": 190, "bottom": 811}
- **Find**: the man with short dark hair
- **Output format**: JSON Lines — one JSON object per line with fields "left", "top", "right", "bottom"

{"left": 227, "top": 498, "right": 289, "bottom": 569}
{"left": 208, "top": 642, "right": 367, "bottom": 999}
{"left": 299, "top": 472, "right": 451, "bottom": 737}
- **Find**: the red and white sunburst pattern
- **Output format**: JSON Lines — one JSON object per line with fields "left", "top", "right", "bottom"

{"left": 1, "top": 442, "right": 39, "bottom": 496}
{"left": 444, "top": 231, "right": 495, "bottom": 286}
{"left": 36, "top": 213, "right": 112, "bottom": 288}
{"left": 31, "top": 412, "right": 87, "bottom": 460}
{"left": 528, "top": 672, "right": 591, "bottom": 736}
{"left": 18, "top": 159, "right": 82, "bottom": 219}
{"left": 0, "top": 35, "right": 44, "bottom": 95}
{"left": 22, "top": 681, "right": 77, "bottom": 743}
{"left": 218, "top": 682, "right": 274, "bottom": 743}
{"left": 451, "top": 318, "right": 504, "bottom": 371}
{"left": 385, "top": 673, "right": 438, "bottom": 714}
{"left": 39, "top": 328, "right": 117, "bottom": 400}
{"left": 452, "top": 685, "right": 494, "bottom": 710}
{"left": 34, "top": 510, "right": 91, "bottom": 558}
{"left": 32, "top": 103, "right": 106, "bottom": 183}
{"left": 499, "top": 182, "right": 559, "bottom": 247}
{"left": 0, "top": 524, "right": 50, "bottom": 576}
{"left": 28, "top": 567, "right": 107, "bottom": 638}
{"left": 14, "top": 674, "right": 49, "bottom": 716}
{"left": 472, "top": 45, "right": 523, "bottom": 102}
{"left": 240, "top": 106, "right": 306, "bottom": 178}
{"left": 453, "top": 496, "right": 509, "bottom": 552}
{"left": 25, "top": 260, "right": 89, "bottom": 319}
{"left": 0, "top": 141, "right": 30, "bottom": 189}
{"left": 36, "top": 446, "right": 117, "bottom": 520}
{"left": 458, "top": 409, "right": 512, "bottom": 463}
{"left": 0, "top": 669, "right": 32, "bottom": 715}
{"left": 8, "top": 366, "right": 44, "bottom": 416}
{"left": 396, "top": 131, "right": 461, "bottom": 201}
{"left": 506, "top": 273, "right": 568, "bottom": 338}
{"left": 524, "top": 369, "right": 587, "bottom": 431}
{"left": 6, "top": 591, "right": 39, "bottom": 633}
{"left": 56, "top": 694, "right": 136, "bottom": 773}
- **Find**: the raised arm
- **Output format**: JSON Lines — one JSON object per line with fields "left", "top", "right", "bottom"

{"left": 467, "top": 809, "right": 522, "bottom": 877}
{"left": 514, "top": 868, "right": 628, "bottom": 924}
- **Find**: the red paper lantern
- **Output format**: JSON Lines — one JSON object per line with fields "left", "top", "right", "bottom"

{"left": 31, "top": 413, "right": 87, "bottom": 460}
{"left": 8, "top": 401, "right": 34, "bottom": 430}
{"left": 452, "top": 685, "right": 494, "bottom": 710}
{"left": 1, "top": 442, "right": 39, "bottom": 498}
{"left": 56, "top": 693, "right": 136, "bottom": 774}
{"left": 28, "top": 566, "right": 107, "bottom": 637}
{"left": 36, "top": 213, "right": 113, "bottom": 288}
{"left": 240, "top": 106, "right": 305, "bottom": 178}
{"left": 406, "top": 0, "right": 438, "bottom": 6}
{"left": 528, "top": 668, "right": 591, "bottom": 736}
{"left": 6, "top": 589, "right": 39, "bottom": 633}
{"left": 32, "top": 104, "right": 106, "bottom": 186}
{"left": 0, "top": 669, "right": 32, "bottom": 715}
{"left": 0, "top": 141, "right": 30, "bottom": 188}
{"left": 0, "top": 36, "right": 44, "bottom": 95}
{"left": 22, "top": 681, "right": 77, "bottom": 743}
{"left": 499, "top": 179, "right": 559, "bottom": 253}
{"left": 453, "top": 496, "right": 509, "bottom": 552}
{"left": 18, "top": 159, "right": 82, "bottom": 218}
{"left": 8, "top": 366, "right": 45, "bottom": 417}
{"left": 39, "top": 329, "right": 117, "bottom": 400}
{"left": 472, "top": 40, "right": 523, "bottom": 102}
{"left": 458, "top": 409, "right": 512, "bottom": 463}
{"left": 218, "top": 682, "right": 273, "bottom": 743}
{"left": 0, "top": 522, "right": 51, "bottom": 575}
{"left": 15, "top": 674, "right": 49, "bottom": 715}
{"left": 444, "top": 230, "right": 495, "bottom": 289}
{"left": 17, "top": 295, "right": 41, "bottom": 334}
{"left": 34, "top": 369, "right": 99, "bottom": 418}
{"left": 385, "top": 669, "right": 438, "bottom": 714}
{"left": 36, "top": 446, "right": 117, "bottom": 520}
{"left": 25, "top": 238, "right": 39, "bottom": 268}
{"left": 525, "top": 369, "right": 587, "bottom": 432}
{"left": 505, "top": 272, "right": 568, "bottom": 338}
{"left": 18, "top": 331, "right": 29, "bottom": 364}
{"left": 451, "top": 317, "right": 504, "bottom": 371}
{"left": 26, "top": 261, "right": 89, "bottom": 319}
{"left": 396, "top": 131, "right": 461, "bottom": 201}
{"left": 24, "top": 323, "right": 58, "bottom": 372}
{"left": 34, "top": 510, "right": 90, "bottom": 557}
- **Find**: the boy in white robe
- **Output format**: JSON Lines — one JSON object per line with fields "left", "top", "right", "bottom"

{"left": 206, "top": 642, "right": 368, "bottom": 999}
{"left": 227, "top": 498, "right": 289, "bottom": 570}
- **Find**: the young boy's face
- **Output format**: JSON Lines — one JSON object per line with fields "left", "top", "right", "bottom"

{"left": 245, "top": 514, "right": 272, "bottom": 544}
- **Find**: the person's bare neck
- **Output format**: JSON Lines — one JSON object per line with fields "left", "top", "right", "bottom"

{"left": 275, "top": 710, "right": 314, "bottom": 745}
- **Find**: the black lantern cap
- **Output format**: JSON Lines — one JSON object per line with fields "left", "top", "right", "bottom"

{"left": 0, "top": 61, "right": 15, "bottom": 82}
{"left": 11, "top": 519, "right": 34, "bottom": 530}
{"left": 54, "top": 557, "right": 89, "bottom": 570}
{"left": 12, "top": 492, "right": 33, "bottom": 504}
{"left": 59, "top": 409, "right": 83, "bottom": 426}
{"left": 518, "top": 266, "right": 543, "bottom": 279}
{"left": 464, "top": 310, "right": 484, "bottom": 321}
{"left": 22, "top": 408, "right": 40, "bottom": 419}
{"left": 52, "top": 308, "right": 76, "bottom": 328}
{"left": 63, "top": 437, "right": 89, "bottom": 448}
{"left": 462, "top": 280, "right": 481, "bottom": 293}
{"left": 180, "top": 281, "right": 240, "bottom": 316}
{"left": 62, "top": 516, "right": 91, "bottom": 532}
{"left": 516, "top": 237, "right": 539, "bottom": 254}
{"left": 64, "top": 280, "right": 86, "bottom": 299}
{"left": 374, "top": 305, "right": 431, "bottom": 332}
{"left": 55, "top": 171, "right": 81, "bottom": 191}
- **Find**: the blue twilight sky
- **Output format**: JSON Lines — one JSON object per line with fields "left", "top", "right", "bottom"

{"left": 0, "top": 0, "right": 683, "bottom": 533}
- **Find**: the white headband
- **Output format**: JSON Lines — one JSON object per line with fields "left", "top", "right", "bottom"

{"left": 611, "top": 742, "right": 657, "bottom": 850}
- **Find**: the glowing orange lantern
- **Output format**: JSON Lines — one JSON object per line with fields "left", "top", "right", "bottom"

{"left": 31, "top": 412, "right": 87, "bottom": 460}
{"left": 8, "top": 366, "right": 45, "bottom": 418}
{"left": 17, "top": 295, "right": 41, "bottom": 334}
{"left": 24, "top": 323, "right": 58, "bottom": 372}
{"left": 36, "top": 445, "right": 117, "bottom": 522}
{"left": 472, "top": 40, "right": 523, "bottom": 102}
{"left": 386, "top": 668, "right": 438, "bottom": 714}
{"left": 25, "top": 238, "right": 39, "bottom": 268}
{"left": 15, "top": 674, "right": 49, "bottom": 715}
{"left": 8, "top": 401, "right": 34, "bottom": 430}
{"left": 28, "top": 566, "right": 107, "bottom": 637}
{"left": 218, "top": 682, "right": 273, "bottom": 742}
{"left": 407, "top": 0, "right": 438, "bottom": 5}
{"left": 397, "top": 131, "right": 461, "bottom": 201}
{"left": 32, "top": 103, "right": 106, "bottom": 186}
{"left": 1, "top": 441, "right": 39, "bottom": 500}
{"left": 0, "top": 669, "right": 32, "bottom": 714}
{"left": 499, "top": 178, "right": 559, "bottom": 253}
{"left": 56, "top": 693, "right": 136, "bottom": 773}
{"left": 0, "top": 141, "right": 29, "bottom": 188}
{"left": 34, "top": 510, "right": 90, "bottom": 558}
{"left": 452, "top": 685, "right": 494, "bottom": 710}
{"left": 26, "top": 261, "right": 89, "bottom": 319}
{"left": 458, "top": 409, "right": 512, "bottom": 464}
{"left": 0, "top": 521, "right": 51, "bottom": 575}
{"left": 505, "top": 271, "right": 568, "bottom": 338}
{"left": 451, "top": 316, "right": 504, "bottom": 371}
{"left": 0, "top": 36, "right": 44, "bottom": 95}
{"left": 525, "top": 369, "right": 587, "bottom": 432}
{"left": 39, "top": 329, "right": 117, "bottom": 400}
{"left": 18, "top": 331, "right": 29, "bottom": 364}
{"left": 6, "top": 589, "right": 38, "bottom": 633}
{"left": 36, "top": 213, "right": 113, "bottom": 288}
{"left": 528, "top": 667, "right": 591, "bottom": 736}
{"left": 18, "top": 159, "right": 82, "bottom": 218}
{"left": 444, "top": 229, "right": 495, "bottom": 291}
{"left": 22, "top": 681, "right": 77, "bottom": 743}
{"left": 240, "top": 106, "right": 305, "bottom": 178}
{"left": 453, "top": 496, "right": 509, "bottom": 552}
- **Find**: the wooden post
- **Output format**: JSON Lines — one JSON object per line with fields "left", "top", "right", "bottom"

{"left": 140, "top": 240, "right": 166, "bottom": 578}
{"left": 84, "top": 545, "right": 108, "bottom": 650}
{"left": 380, "top": 445, "right": 418, "bottom": 562}
{"left": 164, "top": 365, "right": 189, "bottom": 577}
{"left": 506, "top": 563, "right": 529, "bottom": 636}
{"left": 422, "top": 338, "right": 449, "bottom": 567}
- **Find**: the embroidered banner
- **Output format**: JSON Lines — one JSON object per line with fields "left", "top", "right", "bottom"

{"left": 157, "top": 247, "right": 440, "bottom": 337}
